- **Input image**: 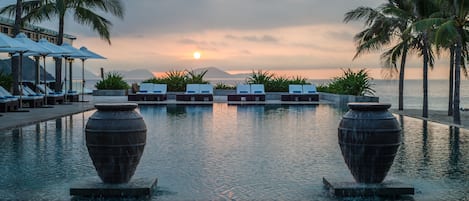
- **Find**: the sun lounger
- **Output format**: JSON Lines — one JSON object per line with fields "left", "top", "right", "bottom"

{"left": 65, "top": 90, "right": 79, "bottom": 102}
{"left": 281, "top": 84, "right": 319, "bottom": 101}
{"left": 228, "top": 84, "right": 266, "bottom": 101}
{"left": 128, "top": 83, "right": 167, "bottom": 101}
{"left": 176, "top": 84, "right": 213, "bottom": 101}
{"left": 0, "top": 93, "right": 19, "bottom": 112}
{"left": 36, "top": 85, "right": 65, "bottom": 105}
{"left": 0, "top": 86, "right": 21, "bottom": 111}
{"left": 18, "top": 86, "right": 44, "bottom": 108}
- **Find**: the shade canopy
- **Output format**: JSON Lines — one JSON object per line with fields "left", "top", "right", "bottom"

{"left": 0, "top": 32, "right": 28, "bottom": 53}
{"left": 59, "top": 43, "right": 88, "bottom": 59}
{"left": 79, "top": 47, "right": 106, "bottom": 60}
{"left": 37, "top": 38, "right": 71, "bottom": 57}
{"left": 14, "top": 33, "right": 51, "bottom": 56}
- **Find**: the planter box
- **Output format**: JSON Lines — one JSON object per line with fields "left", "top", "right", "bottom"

{"left": 93, "top": 89, "right": 128, "bottom": 96}
{"left": 319, "top": 92, "right": 379, "bottom": 107}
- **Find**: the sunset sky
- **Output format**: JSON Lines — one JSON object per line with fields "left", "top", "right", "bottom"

{"left": 0, "top": 0, "right": 454, "bottom": 79}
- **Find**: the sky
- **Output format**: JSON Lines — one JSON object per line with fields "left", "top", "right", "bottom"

{"left": 0, "top": 0, "right": 455, "bottom": 79}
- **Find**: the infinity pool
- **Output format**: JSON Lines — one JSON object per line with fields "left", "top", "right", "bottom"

{"left": 0, "top": 104, "right": 467, "bottom": 200}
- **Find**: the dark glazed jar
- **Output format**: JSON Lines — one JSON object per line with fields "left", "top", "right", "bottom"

{"left": 338, "top": 103, "right": 401, "bottom": 184}
{"left": 85, "top": 103, "right": 147, "bottom": 183}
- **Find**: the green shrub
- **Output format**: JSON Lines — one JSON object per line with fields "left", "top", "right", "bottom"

{"left": 214, "top": 82, "right": 236, "bottom": 90}
{"left": 246, "top": 70, "right": 273, "bottom": 84}
{"left": 143, "top": 69, "right": 210, "bottom": 92}
{"left": 317, "top": 68, "right": 375, "bottom": 96}
{"left": 186, "top": 69, "right": 209, "bottom": 84}
{"left": 0, "top": 71, "right": 13, "bottom": 90}
{"left": 95, "top": 72, "right": 129, "bottom": 90}
{"left": 246, "top": 70, "right": 310, "bottom": 92}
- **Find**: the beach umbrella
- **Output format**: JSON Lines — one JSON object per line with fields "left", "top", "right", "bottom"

{"left": 36, "top": 38, "right": 71, "bottom": 105}
{"left": 0, "top": 33, "right": 29, "bottom": 108}
{"left": 78, "top": 46, "right": 106, "bottom": 101}
{"left": 14, "top": 33, "right": 54, "bottom": 92}
{"left": 58, "top": 43, "right": 88, "bottom": 101}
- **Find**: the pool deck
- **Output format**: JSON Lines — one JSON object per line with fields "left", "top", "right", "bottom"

{"left": 0, "top": 95, "right": 467, "bottom": 131}
{"left": 391, "top": 109, "right": 469, "bottom": 129}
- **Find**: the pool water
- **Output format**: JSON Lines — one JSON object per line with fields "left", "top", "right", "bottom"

{"left": 0, "top": 104, "right": 467, "bottom": 200}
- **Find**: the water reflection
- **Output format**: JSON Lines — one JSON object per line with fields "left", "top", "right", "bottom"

{"left": 0, "top": 104, "right": 467, "bottom": 200}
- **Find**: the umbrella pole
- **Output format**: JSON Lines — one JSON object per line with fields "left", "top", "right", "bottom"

{"left": 63, "top": 57, "right": 68, "bottom": 103}
{"left": 18, "top": 53, "right": 23, "bottom": 108}
{"left": 43, "top": 56, "right": 50, "bottom": 107}
{"left": 81, "top": 59, "right": 85, "bottom": 102}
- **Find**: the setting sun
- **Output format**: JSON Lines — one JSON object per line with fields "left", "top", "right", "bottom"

{"left": 193, "top": 51, "right": 201, "bottom": 60}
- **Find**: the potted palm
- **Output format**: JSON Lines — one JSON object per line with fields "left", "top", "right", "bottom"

{"left": 93, "top": 72, "right": 130, "bottom": 96}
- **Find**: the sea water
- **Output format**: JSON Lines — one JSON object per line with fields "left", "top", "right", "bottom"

{"left": 0, "top": 104, "right": 467, "bottom": 200}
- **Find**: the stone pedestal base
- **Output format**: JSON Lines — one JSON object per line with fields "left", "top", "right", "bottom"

{"left": 323, "top": 177, "right": 414, "bottom": 197}
{"left": 70, "top": 177, "right": 157, "bottom": 198}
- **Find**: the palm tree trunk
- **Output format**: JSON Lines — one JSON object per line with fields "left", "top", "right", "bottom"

{"left": 398, "top": 46, "right": 408, "bottom": 111}
{"left": 453, "top": 33, "right": 462, "bottom": 124}
{"left": 448, "top": 46, "right": 455, "bottom": 116}
{"left": 54, "top": 15, "right": 65, "bottom": 92}
{"left": 422, "top": 34, "right": 429, "bottom": 118}
{"left": 11, "top": 0, "right": 22, "bottom": 95}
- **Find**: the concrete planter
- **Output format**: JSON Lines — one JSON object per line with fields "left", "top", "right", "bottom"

{"left": 93, "top": 89, "right": 127, "bottom": 96}
{"left": 319, "top": 92, "right": 379, "bottom": 107}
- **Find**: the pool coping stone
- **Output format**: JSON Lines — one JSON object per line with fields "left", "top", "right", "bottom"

{"left": 323, "top": 177, "right": 414, "bottom": 197}
{"left": 70, "top": 177, "right": 157, "bottom": 198}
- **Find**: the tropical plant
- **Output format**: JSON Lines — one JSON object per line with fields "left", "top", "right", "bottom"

{"left": 186, "top": 69, "right": 209, "bottom": 84}
{"left": 267, "top": 76, "right": 290, "bottom": 92}
{"left": 143, "top": 77, "right": 166, "bottom": 84}
{"left": 214, "top": 83, "right": 235, "bottom": 90}
{"left": 344, "top": 0, "right": 414, "bottom": 111}
{"left": 95, "top": 72, "right": 129, "bottom": 90}
{"left": 0, "top": 71, "right": 13, "bottom": 90}
{"left": 163, "top": 70, "right": 187, "bottom": 91}
{"left": 317, "top": 68, "right": 375, "bottom": 96}
{"left": 1, "top": 0, "right": 125, "bottom": 92}
{"left": 413, "top": 0, "right": 469, "bottom": 124}
{"left": 246, "top": 70, "right": 310, "bottom": 92}
{"left": 246, "top": 70, "right": 274, "bottom": 84}
{"left": 345, "top": 0, "right": 438, "bottom": 118}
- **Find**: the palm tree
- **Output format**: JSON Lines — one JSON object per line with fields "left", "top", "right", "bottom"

{"left": 413, "top": 0, "right": 469, "bottom": 124}
{"left": 0, "top": 0, "right": 23, "bottom": 95}
{"left": 1, "top": 0, "right": 124, "bottom": 91}
{"left": 344, "top": 0, "right": 414, "bottom": 111}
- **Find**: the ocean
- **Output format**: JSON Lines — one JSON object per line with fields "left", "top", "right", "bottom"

{"left": 80, "top": 79, "right": 469, "bottom": 111}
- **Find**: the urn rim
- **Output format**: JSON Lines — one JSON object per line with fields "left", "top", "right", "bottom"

{"left": 94, "top": 103, "right": 138, "bottom": 111}
{"left": 347, "top": 102, "right": 391, "bottom": 111}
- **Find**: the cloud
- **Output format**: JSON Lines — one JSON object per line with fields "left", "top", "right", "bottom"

{"left": 225, "top": 34, "right": 279, "bottom": 43}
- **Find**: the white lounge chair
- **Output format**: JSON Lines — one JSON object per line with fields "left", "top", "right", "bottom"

{"left": 302, "top": 84, "right": 317, "bottom": 94}
{"left": 236, "top": 84, "right": 250, "bottom": 94}
{"left": 137, "top": 83, "right": 154, "bottom": 94}
{"left": 185, "top": 84, "right": 200, "bottom": 94}
{"left": 289, "top": 85, "right": 303, "bottom": 94}
{"left": 36, "top": 85, "right": 65, "bottom": 104}
{"left": 0, "top": 86, "right": 19, "bottom": 112}
{"left": 130, "top": 83, "right": 167, "bottom": 101}
{"left": 250, "top": 84, "right": 265, "bottom": 94}
{"left": 228, "top": 84, "right": 265, "bottom": 101}
{"left": 176, "top": 84, "right": 213, "bottom": 101}
{"left": 199, "top": 84, "right": 213, "bottom": 94}
{"left": 153, "top": 84, "right": 167, "bottom": 94}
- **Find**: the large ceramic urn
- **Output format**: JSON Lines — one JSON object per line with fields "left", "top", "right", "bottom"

{"left": 85, "top": 103, "right": 147, "bottom": 183}
{"left": 338, "top": 103, "right": 401, "bottom": 184}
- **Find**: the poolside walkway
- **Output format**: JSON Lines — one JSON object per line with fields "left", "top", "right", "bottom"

{"left": 1, "top": 95, "right": 468, "bottom": 131}
{"left": 391, "top": 109, "right": 469, "bottom": 129}
{"left": 0, "top": 96, "right": 127, "bottom": 131}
